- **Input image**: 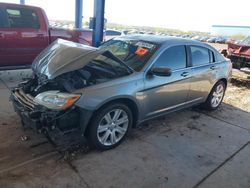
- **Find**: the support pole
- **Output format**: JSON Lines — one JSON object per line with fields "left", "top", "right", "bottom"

{"left": 20, "top": 0, "right": 25, "bottom": 5}
{"left": 75, "top": 0, "right": 83, "bottom": 29}
{"left": 92, "top": 0, "right": 105, "bottom": 47}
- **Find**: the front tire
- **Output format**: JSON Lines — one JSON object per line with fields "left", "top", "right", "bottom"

{"left": 87, "top": 103, "right": 133, "bottom": 150}
{"left": 203, "top": 81, "right": 226, "bottom": 110}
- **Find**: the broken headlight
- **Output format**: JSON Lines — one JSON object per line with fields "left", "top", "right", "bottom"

{"left": 34, "top": 91, "right": 81, "bottom": 110}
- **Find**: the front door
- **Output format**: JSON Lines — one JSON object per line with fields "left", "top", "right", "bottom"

{"left": 143, "top": 45, "right": 191, "bottom": 119}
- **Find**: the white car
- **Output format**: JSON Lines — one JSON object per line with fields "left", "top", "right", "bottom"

{"left": 104, "top": 29, "right": 126, "bottom": 41}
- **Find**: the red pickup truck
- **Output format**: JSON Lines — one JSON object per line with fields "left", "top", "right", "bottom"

{"left": 0, "top": 3, "right": 92, "bottom": 68}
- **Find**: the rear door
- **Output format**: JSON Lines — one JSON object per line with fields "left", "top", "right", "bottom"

{"left": 187, "top": 45, "right": 217, "bottom": 101}
{"left": 0, "top": 5, "right": 49, "bottom": 67}
{"left": 143, "top": 45, "right": 192, "bottom": 119}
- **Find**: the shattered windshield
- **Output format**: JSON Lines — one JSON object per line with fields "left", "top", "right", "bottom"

{"left": 242, "top": 36, "right": 250, "bottom": 45}
{"left": 88, "top": 51, "right": 132, "bottom": 76}
{"left": 99, "top": 39, "right": 158, "bottom": 71}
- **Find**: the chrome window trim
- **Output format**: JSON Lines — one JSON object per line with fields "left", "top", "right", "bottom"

{"left": 191, "top": 61, "right": 223, "bottom": 69}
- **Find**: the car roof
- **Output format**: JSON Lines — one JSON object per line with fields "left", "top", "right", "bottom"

{"left": 117, "top": 34, "right": 217, "bottom": 51}
{"left": 117, "top": 34, "right": 192, "bottom": 44}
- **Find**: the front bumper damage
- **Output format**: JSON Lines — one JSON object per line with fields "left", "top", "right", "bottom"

{"left": 10, "top": 88, "right": 92, "bottom": 148}
{"left": 11, "top": 88, "right": 79, "bottom": 132}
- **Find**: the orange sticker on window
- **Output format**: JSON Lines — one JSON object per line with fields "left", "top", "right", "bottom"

{"left": 135, "top": 47, "right": 149, "bottom": 56}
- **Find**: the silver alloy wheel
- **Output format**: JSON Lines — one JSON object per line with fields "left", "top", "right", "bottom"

{"left": 97, "top": 109, "right": 129, "bottom": 146}
{"left": 211, "top": 84, "right": 224, "bottom": 108}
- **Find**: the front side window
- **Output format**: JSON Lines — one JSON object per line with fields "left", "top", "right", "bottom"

{"left": 154, "top": 45, "right": 186, "bottom": 70}
{"left": 6, "top": 8, "right": 40, "bottom": 28}
{"left": 190, "top": 46, "right": 210, "bottom": 66}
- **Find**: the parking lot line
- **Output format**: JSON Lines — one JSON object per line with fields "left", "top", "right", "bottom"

{"left": 196, "top": 110, "right": 250, "bottom": 132}
{"left": 194, "top": 140, "right": 250, "bottom": 188}
{"left": 0, "top": 151, "right": 57, "bottom": 174}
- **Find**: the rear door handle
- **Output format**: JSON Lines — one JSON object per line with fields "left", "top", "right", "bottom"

{"left": 181, "top": 72, "right": 189, "bottom": 77}
{"left": 210, "top": 65, "right": 217, "bottom": 70}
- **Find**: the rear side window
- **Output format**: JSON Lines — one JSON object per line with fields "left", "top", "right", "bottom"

{"left": 209, "top": 50, "right": 215, "bottom": 63}
{"left": 154, "top": 45, "right": 186, "bottom": 70}
{"left": 6, "top": 8, "right": 40, "bottom": 29}
{"left": 190, "top": 46, "right": 210, "bottom": 66}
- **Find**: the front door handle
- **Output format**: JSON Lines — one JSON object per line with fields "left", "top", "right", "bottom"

{"left": 181, "top": 72, "right": 189, "bottom": 77}
{"left": 210, "top": 65, "right": 217, "bottom": 70}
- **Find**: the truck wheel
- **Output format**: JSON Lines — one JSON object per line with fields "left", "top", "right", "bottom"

{"left": 203, "top": 81, "right": 226, "bottom": 110}
{"left": 88, "top": 103, "right": 133, "bottom": 150}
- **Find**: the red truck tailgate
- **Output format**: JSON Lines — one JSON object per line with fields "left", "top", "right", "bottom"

{"left": 49, "top": 28, "right": 92, "bottom": 46}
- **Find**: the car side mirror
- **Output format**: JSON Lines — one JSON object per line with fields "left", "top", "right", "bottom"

{"left": 151, "top": 67, "right": 172, "bottom": 77}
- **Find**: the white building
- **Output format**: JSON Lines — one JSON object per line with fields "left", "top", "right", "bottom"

{"left": 211, "top": 25, "right": 250, "bottom": 36}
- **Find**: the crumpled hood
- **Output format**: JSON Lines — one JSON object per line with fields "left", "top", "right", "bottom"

{"left": 228, "top": 42, "right": 250, "bottom": 58}
{"left": 32, "top": 39, "right": 106, "bottom": 79}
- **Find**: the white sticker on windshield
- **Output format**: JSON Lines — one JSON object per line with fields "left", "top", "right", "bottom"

{"left": 135, "top": 42, "right": 155, "bottom": 49}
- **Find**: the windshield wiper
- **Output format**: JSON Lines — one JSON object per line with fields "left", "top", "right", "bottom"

{"left": 103, "top": 51, "right": 134, "bottom": 73}
{"left": 92, "top": 59, "right": 115, "bottom": 70}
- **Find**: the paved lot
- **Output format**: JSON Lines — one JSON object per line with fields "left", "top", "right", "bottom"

{"left": 0, "top": 69, "right": 250, "bottom": 188}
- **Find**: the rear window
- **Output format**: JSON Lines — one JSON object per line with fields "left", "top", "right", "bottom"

{"left": 216, "top": 52, "right": 226, "bottom": 62}
{"left": 6, "top": 7, "right": 40, "bottom": 29}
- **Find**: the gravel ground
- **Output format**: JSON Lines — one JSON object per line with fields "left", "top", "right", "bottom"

{"left": 224, "top": 83, "right": 250, "bottom": 112}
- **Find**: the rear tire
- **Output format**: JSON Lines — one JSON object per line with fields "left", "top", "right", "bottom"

{"left": 87, "top": 103, "right": 133, "bottom": 150}
{"left": 203, "top": 81, "right": 226, "bottom": 111}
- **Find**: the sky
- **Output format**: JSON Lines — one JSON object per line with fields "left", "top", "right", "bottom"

{"left": 1, "top": 0, "right": 250, "bottom": 32}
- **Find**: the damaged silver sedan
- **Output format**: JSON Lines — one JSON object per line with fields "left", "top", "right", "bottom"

{"left": 11, "top": 36, "right": 231, "bottom": 150}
